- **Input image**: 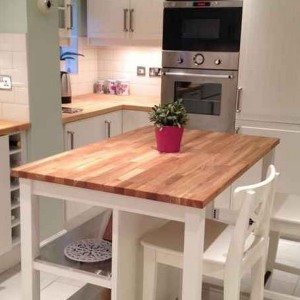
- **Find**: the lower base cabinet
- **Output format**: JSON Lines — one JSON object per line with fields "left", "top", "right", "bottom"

{"left": 214, "top": 121, "right": 300, "bottom": 213}
{"left": 64, "top": 109, "right": 150, "bottom": 226}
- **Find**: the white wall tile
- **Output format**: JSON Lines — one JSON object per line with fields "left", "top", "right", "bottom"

{"left": 2, "top": 103, "right": 29, "bottom": 121}
{"left": 0, "top": 33, "right": 29, "bottom": 121}
{"left": 97, "top": 46, "right": 161, "bottom": 97}
{"left": 0, "top": 51, "right": 13, "bottom": 69}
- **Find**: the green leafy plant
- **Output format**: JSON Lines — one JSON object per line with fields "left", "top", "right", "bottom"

{"left": 149, "top": 99, "right": 188, "bottom": 128}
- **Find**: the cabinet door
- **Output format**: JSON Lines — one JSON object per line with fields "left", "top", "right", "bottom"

{"left": 87, "top": 0, "right": 128, "bottom": 39}
{"left": 237, "top": 0, "right": 300, "bottom": 123}
{"left": 103, "top": 111, "right": 123, "bottom": 138}
{"left": 64, "top": 115, "right": 106, "bottom": 150}
{"left": 59, "top": 0, "right": 73, "bottom": 46}
{"left": 64, "top": 112, "right": 122, "bottom": 223}
{"left": 130, "top": 0, "right": 163, "bottom": 43}
{"left": 237, "top": 126, "right": 300, "bottom": 196}
{"left": 123, "top": 110, "right": 151, "bottom": 133}
{"left": 0, "top": 136, "right": 12, "bottom": 256}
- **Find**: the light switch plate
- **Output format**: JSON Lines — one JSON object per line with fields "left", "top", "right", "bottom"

{"left": 149, "top": 67, "right": 161, "bottom": 77}
{"left": 137, "top": 66, "right": 146, "bottom": 76}
{"left": 0, "top": 75, "right": 12, "bottom": 90}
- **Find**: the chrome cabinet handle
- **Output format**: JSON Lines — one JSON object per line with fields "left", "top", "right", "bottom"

{"left": 67, "top": 4, "right": 73, "bottom": 30}
{"left": 123, "top": 9, "right": 129, "bottom": 32}
{"left": 67, "top": 131, "right": 75, "bottom": 149}
{"left": 162, "top": 71, "right": 234, "bottom": 79}
{"left": 129, "top": 9, "right": 134, "bottom": 32}
{"left": 105, "top": 120, "right": 112, "bottom": 138}
{"left": 236, "top": 87, "right": 242, "bottom": 113}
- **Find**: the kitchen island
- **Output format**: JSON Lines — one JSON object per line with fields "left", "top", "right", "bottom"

{"left": 12, "top": 127, "right": 279, "bottom": 300}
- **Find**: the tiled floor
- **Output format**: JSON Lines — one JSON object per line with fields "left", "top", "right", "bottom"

{"left": 1, "top": 239, "right": 300, "bottom": 299}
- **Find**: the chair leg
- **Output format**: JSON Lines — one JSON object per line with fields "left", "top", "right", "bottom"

{"left": 143, "top": 247, "right": 158, "bottom": 300}
{"left": 266, "top": 231, "right": 280, "bottom": 273}
{"left": 250, "top": 257, "right": 265, "bottom": 300}
{"left": 224, "top": 276, "right": 241, "bottom": 300}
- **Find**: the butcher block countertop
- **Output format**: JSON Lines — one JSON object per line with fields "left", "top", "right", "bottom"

{"left": 0, "top": 119, "right": 30, "bottom": 136}
{"left": 62, "top": 94, "right": 159, "bottom": 124}
{"left": 12, "top": 127, "right": 279, "bottom": 209}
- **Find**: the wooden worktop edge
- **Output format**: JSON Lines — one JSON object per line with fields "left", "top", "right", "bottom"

{"left": 0, "top": 122, "right": 31, "bottom": 136}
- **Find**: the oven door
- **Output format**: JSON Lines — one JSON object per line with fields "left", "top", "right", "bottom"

{"left": 161, "top": 68, "right": 238, "bottom": 132}
{"left": 163, "top": 2, "right": 242, "bottom": 52}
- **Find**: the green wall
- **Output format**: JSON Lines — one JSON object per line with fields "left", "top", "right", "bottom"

{"left": 0, "top": 0, "right": 27, "bottom": 33}
{"left": 26, "top": 1, "right": 65, "bottom": 240}
{"left": 0, "top": 1, "right": 65, "bottom": 240}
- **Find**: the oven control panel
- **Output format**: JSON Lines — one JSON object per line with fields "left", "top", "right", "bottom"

{"left": 162, "top": 51, "right": 239, "bottom": 70}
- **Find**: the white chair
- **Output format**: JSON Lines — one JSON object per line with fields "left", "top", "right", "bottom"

{"left": 141, "top": 165, "right": 278, "bottom": 300}
{"left": 264, "top": 193, "right": 300, "bottom": 300}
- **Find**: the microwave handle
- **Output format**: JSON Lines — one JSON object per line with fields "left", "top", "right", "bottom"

{"left": 162, "top": 71, "right": 234, "bottom": 79}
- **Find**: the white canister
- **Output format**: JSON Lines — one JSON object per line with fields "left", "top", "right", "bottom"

{"left": 115, "top": 80, "right": 130, "bottom": 96}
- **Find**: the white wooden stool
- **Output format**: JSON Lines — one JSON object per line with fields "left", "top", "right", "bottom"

{"left": 265, "top": 193, "right": 300, "bottom": 300}
{"left": 141, "top": 165, "right": 278, "bottom": 300}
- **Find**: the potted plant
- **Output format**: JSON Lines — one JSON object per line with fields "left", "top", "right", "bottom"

{"left": 149, "top": 100, "right": 188, "bottom": 153}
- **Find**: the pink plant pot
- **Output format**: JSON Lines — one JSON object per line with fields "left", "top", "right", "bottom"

{"left": 155, "top": 126, "right": 184, "bottom": 153}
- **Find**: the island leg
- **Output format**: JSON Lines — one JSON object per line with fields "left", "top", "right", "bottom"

{"left": 182, "top": 208, "right": 206, "bottom": 300}
{"left": 20, "top": 179, "right": 40, "bottom": 300}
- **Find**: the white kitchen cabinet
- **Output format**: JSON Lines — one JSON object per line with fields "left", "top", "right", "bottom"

{"left": 59, "top": 0, "right": 73, "bottom": 46}
{"left": 64, "top": 111, "right": 122, "bottom": 150}
{"left": 87, "top": 0, "right": 163, "bottom": 45}
{"left": 0, "top": 132, "right": 26, "bottom": 258}
{"left": 237, "top": 0, "right": 300, "bottom": 124}
{"left": 0, "top": 136, "right": 12, "bottom": 256}
{"left": 236, "top": 122, "right": 300, "bottom": 196}
{"left": 122, "top": 110, "right": 151, "bottom": 133}
{"left": 64, "top": 111, "right": 122, "bottom": 223}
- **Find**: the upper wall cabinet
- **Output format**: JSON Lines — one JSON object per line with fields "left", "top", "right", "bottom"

{"left": 237, "top": 0, "right": 300, "bottom": 124}
{"left": 87, "top": 0, "right": 163, "bottom": 46}
{"left": 59, "top": 0, "right": 73, "bottom": 46}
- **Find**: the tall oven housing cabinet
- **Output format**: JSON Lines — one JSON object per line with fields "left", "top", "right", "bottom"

{"left": 161, "top": 0, "right": 243, "bottom": 132}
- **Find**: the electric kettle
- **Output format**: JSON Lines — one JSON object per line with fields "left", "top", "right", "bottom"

{"left": 60, "top": 71, "right": 72, "bottom": 104}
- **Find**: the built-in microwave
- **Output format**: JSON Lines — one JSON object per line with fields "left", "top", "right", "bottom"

{"left": 163, "top": 1, "right": 243, "bottom": 53}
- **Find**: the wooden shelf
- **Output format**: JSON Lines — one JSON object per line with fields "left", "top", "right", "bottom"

{"left": 12, "top": 236, "right": 21, "bottom": 247}
{"left": 11, "top": 218, "right": 20, "bottom": 228}
{"left": 10, "top": 184, "right": 19, "bottom": 192}
{"left": 11, "top": 201, "right": 20, "bottom": 210}
{"left": 9, "top": 148, "right": 22, "bottom": 155}
{"left": 35, "top": 213, "right": 112, "bottom": 287}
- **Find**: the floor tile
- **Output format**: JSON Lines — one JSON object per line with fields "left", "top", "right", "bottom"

{"left": 41, "top": 281, "right": 81, "bottom": 300}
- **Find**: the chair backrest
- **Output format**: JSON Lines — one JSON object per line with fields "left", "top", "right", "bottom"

{"left": 225, "top": 165, "right": 279, "bottom": 279}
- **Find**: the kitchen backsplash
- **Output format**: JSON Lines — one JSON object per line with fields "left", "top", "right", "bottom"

{"left": 0, "top": 33, "right": 29, "bottom": 121}
{"left": 68, "top": 38, "right": 98, "bottom": 96}
{"left": 70, "top": 38, "right": 161, "bottom": 98}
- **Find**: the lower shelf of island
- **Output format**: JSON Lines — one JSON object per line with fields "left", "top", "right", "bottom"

{"left": 33, "top": 212, "right": 112, "bottom": 289}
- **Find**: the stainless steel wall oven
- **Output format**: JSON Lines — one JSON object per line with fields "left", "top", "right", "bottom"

{"left": 161, "top": 0, "right": 243, "bottom": 132}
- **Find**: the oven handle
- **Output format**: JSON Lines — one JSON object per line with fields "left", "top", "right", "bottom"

{"left": 162, "top": 71, "right": 234, "bottom": 79}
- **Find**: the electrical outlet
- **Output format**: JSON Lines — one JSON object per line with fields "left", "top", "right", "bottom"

{"left": 0, "top": 75, "right": 12, "bottom": 90}
{"left": 137, "top": 66, "right": 146, "bottom": 76}
{"left": 149, "top": 67, "right": 161, "bottom": 77}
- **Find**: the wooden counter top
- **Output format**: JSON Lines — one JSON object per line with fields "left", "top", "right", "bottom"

{"left": 0, "top": 119, "right": 30, "bottom": 136}
{"left": 12, "top": 127, "right": 279, "bottom": 209}
{"left": 62, "top": 94, "right": 159, "bottom": 124}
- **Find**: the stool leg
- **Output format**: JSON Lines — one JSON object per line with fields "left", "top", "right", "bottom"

{"left": 266, "top": 231, "right": 280, "bottom": 273}
{"left": 250, "top": 257, "right": 265, "bottom": 300}
{"left": 224, "top": 276, "right": 241, "bottom": 300}
{"left": 143, "top": 247, "right": 158, "bottom": 300}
